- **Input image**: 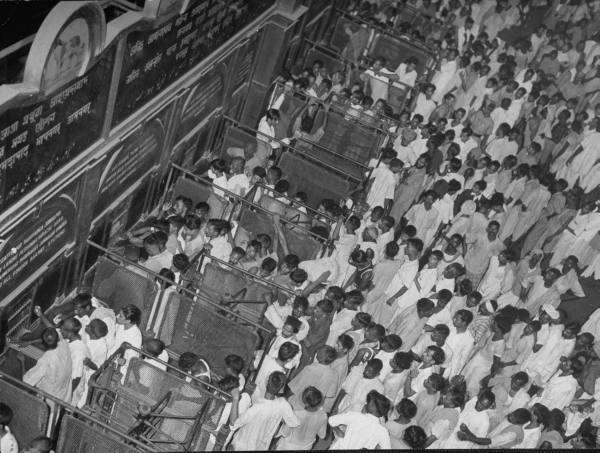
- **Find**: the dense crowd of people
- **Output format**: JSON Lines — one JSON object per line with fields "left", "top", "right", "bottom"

{"left": 5, "top": 0, "right": 600, "bottom": 451}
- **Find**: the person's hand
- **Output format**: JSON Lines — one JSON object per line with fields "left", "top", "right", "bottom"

{"left": 83, "top": 357, "right": 95, "bottom": 368}
{"left": 33, "top": 305, "right": 43, "bottom": 317}
{"left": 161, "top": 200, "right": 172, "bottom": 212}
{"left": 231, "top": 388, "right": 240, "bottom": 400}
{"left": 409, "top": 368, "right": 419, "bottom": 378}
{"left": 203, "top": 243, "right": 213, "bottom": 252}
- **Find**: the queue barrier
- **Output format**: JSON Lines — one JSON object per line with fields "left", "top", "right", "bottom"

{"left": 92, "top": 256, "right": 158, "bottom": 328}
{"left": 85, "top": 240, "right": 275, "bottom": 379}
{"left": 0, "top": 374, "right": 49, "bottom": 448}
{"left": 56, "top": 415, "right": 140, "bottom": 453}
{"left": 0, "top": 372, "right": 150, "bottom": 452}
{"left": 328, "top": 11, "right": 436, "bottom": 76}
{"left": 87, "top": 345, "right": 229, "bottom": 451}
{"left": 171, "top": 176, "right": 229, "bottom": 219}
{"left": 279, "top": 151, "right": 355, "bottom": 208}
{"left": 161, "top": 291, "right": 263, "bottom": 377}
{"left": 236, "top": 198, "right": 324, "bottom": 261}
{"left": 199, "top": 262, "right": 271, "bottom": 325}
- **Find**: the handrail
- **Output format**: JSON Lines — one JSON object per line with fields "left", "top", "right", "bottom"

{"left": 169, "top": 163, "right": 332, "bottom": 244}
{"left": 253, "top": 181, "right": 336, "bottom": 223}
{"left": 334, "top": 7, "right": 437, "bottom": 55}
{"left": 0, "top": 371, "right": 150, "bottom": 450}
{"left": 267, "top": 80, "right": 391, "bottom": 134}
{"left": 86, "top": 239, "right": 274, "bottom": 334}
{"left": 192, "top": 251, "right": 295, "bottom": 297}
{"left": 114, "top": 343, "right": 231, "bottom": 399}
{"left": 220, "top": 114, "right": 368, "bottom": 182}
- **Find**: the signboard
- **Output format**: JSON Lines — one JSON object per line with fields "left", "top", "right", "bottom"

{"left": 94, "top": 105, "right": 170, "bottom": 218}
{"left": 0, "top": 189, "right": 78, "bottom": 301}
{"left": 0, "top": 46, "right": 114, "bottom": 211}
{"left": 232, "top": 33, "right": 260, "bottom": 92}
{"left": 112, "top": 0, "right": 275, "bottom": 126}
{"left": 174, "top": 65, "right": 226, "bottom": 142}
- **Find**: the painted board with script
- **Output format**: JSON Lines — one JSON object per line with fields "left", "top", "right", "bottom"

{"left": 113, "top": 0, "right": 275, "bottom": 126}
{"left": 0, "top": 47, "right": 114, "bottom": 210}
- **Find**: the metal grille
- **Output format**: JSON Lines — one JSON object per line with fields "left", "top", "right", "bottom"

{"left": 281, "top": 224, "right": 322, "bottom": 261}
{"left": 279, "top": 152, "right": 353, "bottom": 208}
{"left": 368, "top": 33, "right": 435, "bottom": 75}
{"left": 199, "top": 263, "right": 268, "bottom": 324}
{"left": 171, "top": 177, "right": 228, "bottom": 219}
{"left": 91, "top": 256, "right": 157, "bottom": 328}
{"left": 166, "top": 292, "right": 261, "bottom": 376}
{"left": 219, "top": 124, "right": 258, "bottom": 161}
{"left": 123, "top": 358, "right": 226, "bottom": 450}
{"left": 304, "top": 46, "right": 347, "bottom": 74}
{"left": 0, "top": 377, "right": 49, "bottom": 448}
{"left": 56, "top": 415, "right": 141, "bottom": 453}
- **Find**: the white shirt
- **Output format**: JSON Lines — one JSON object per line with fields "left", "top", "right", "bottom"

{"left": 227, "top": 173, "right": 250, "bottom": 197}
{"left": 413, "top": 93, "right": 437, "bottom": 121}
{"left": 69, "top": 339, "right": 89, "bottom": 380}
{"left": 177, "top": 231, "right": 205, "bottom": 258}
{"left": 443, "top": 398, "right": 490, "bottom": 448}
{"left": 258, "top": 116, "right": 279, "bottom": 149}
{"left": 0, "top": 427, "right": 18, "bottom": 453}
{"left": 326, "top": 309, "right": 358, "bottom": 347}
{"left": 252, "top": 355, "right": 285, "bottom": 403}
{"left": 444, "top": 330, "right": 474, "bottom": 378}
{"left": 367, "top": 166, "right": 396, "bottom": 208}
{"left": 339, "top": 366, "right": 384, "bottom": 414}
{"left": 329, "top": 412, "right": 391, "bottom": 450}
{"left": 530, "top": 373, "right": 578, "bottom": 410}
{"left": 23, "top": 335, "right": 73, "bottom": 402}
{"left": 143, "top": 249, "right": 174, "bottom": 275}
{"left": 232, "top": 397, "right": 300, "bottom": 450}
{"left": 365, "top": 67, "right": 396, "bottom": 101}
{"left": 394, "top": 63, "right": 418, "bottom": 88}
{"left": 486, "top": 137, "right": 518, "bottom": 162}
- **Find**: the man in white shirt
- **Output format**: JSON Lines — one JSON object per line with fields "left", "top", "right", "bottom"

{"left": 443, "top": 390, "right": 495, "bottom": 448}
{"left": 457, "top": 127, "right": 479, "bottom": 162}
{"left": 177, "top": 215, "right": 205, "bottom": 260}
{"left": 329, "top": 390, "right": 392, "bottom": 450}
{"left": 363, "top": 57, "right": 396, "bottom": 102}
{"left": 457, "top": 17, "right": 479, "bottom": 53}
{"left": 528, "top": 356, "right": 581, "bottom": 410}
{"left": 393, "top": 56, "right": 419, "bottom": 88}
{"left": 23, "top": 328, "right": 73, "bottom": 403}
{"left": 142, "top": 231, "right": 174, "bottom": 275}
{"left": 445, "top": 310, "right": 475, "bottom": 378}
{"left": 366, "top": 158, "right": 402, "bottom": 211}
{"left": 485, "top": 123, "right": 518, "bottom": 162}
{"left": 231, "top": 371, "right": 300, "bottom": 450}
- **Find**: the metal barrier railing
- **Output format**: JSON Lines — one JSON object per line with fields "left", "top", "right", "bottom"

{"left": 85, "top": 239, "right": 277, "bottom": 332}
{"left": 218, "top": 114, "right": 373, "bottom": 182}
{"left": 83, "top": 240, "right": 275, "bottom": 384}
{"left": 166, "top": 162, "right": 334, "bottom": 250}
{"left": 87, "top": 343, "right": 230, "bottom": 452}
{"left": 0, "top": 371, "right": 150, "bottom": 452}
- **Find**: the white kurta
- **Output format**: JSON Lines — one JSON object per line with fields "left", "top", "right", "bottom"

{"left": 329, "top": 412, "right": 391, "bottom": 450}
{"left": 442, "top": 398, "right": 491, "bottom": 448}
